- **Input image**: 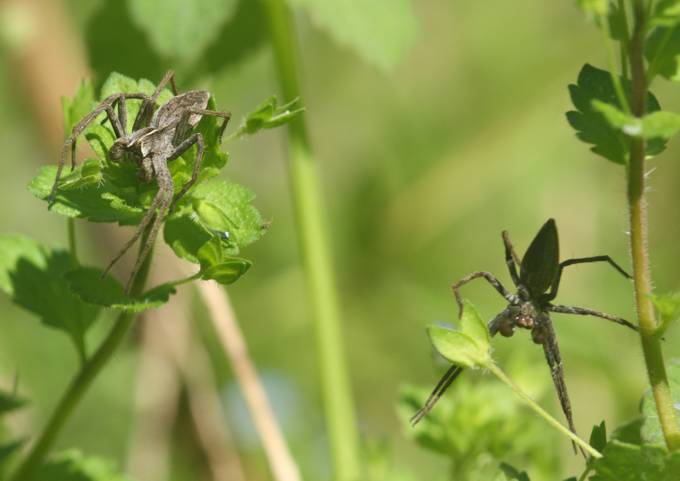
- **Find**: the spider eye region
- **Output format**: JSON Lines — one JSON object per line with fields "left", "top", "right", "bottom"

{"left": 109, "top": 140, "right": 128, "bottom": 161}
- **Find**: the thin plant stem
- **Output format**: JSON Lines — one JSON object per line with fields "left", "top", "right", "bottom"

{"left": 10, "top": 237, "right": 154, "bottom": 481}
{"left": 627, "top": 0, "right": 680, "bottom": 451}
{"left": 262, "top": 1, "right": 361, "bottom": 480}
{"left": 486, "top": 363, "right": 602, "bottom": 459}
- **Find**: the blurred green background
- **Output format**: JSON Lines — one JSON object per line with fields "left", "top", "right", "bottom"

{"left": 0, "top": 1, "right": 679, "bottom": 480}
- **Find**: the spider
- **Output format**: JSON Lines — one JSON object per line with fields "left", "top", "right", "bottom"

{"left": 411, "top": 219, "right": 638, "bottom": 454}
{"left": 48, "top": 71, "right": 231, "bottom": 292}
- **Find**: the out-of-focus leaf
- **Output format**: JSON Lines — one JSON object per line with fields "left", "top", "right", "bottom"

{"left": 640, "top": 358, "right": 680, "bottom": 445}
{"left": 589, "top": 421, "right": 608, "bottom": 452}
{"left": 576, "top": 0, "right": 609, "bottom": 16}
{"left": 650, "top": 292, "right": 680, "bottom": 338}
{"left": 0, "top": 439, "right": 23, "bottom": 472}
{"left": 646, "top": 25, "right": 680, "bottom": 81}
{"left": 592, "top": 101, "right": 680, "bottom": 141}
{"left": 0, "top": 235, "right": 100, "bottom": 357}
{"left": 236, "top": 96, "right": 304, "bottom": 137}
{"left": 35, "top": 449, "right": 135, "bottom": 481}
{"left": 288, "top": 0, "right": 417, "bottom": 72}
{"left": 0, "top": 390, "right": 25, "bottom": 415}
{"left": 499, "top": 463, "right": 531, "bottom": 481}
{"left": 566, "top": 64, "right": 666, "bottom": 164}
{"left": 65, "top": 267, "right": 175, "bottom": 312}
{"left": 590, "top": 441, "right": 680, "bottom": 481}
{"left": 651, "top": 0, "right": 680, "bottom": 27}
{"left": 126, "top": 0, "right": 238, "bottom": 62}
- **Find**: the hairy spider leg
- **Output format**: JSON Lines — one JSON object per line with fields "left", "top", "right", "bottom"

{"left": 452, "top": 271, "right": 517, "bottom": 316}
{"left": 502, "top": 230, "right": 521, "bottom": 286}
{"left": 410, "top": 366, "right": 463, "bottom": 425}
{"left": 123, "top": 155, "right": 175, "bottom": 293}
{"left": 544, "top": 256, "right": 632, "bottom": 301}
{"left": 49, "top": 93, "right": 128, "bottom": 206}
{"left": 132, "top": 70, "right": 178, "bottom": 132}
{"left": 548, "top": 304, "right": 638, "bottom": 331}
{"left": 539, "top": 318, "right": 586, "bottom": 457}
{"left": 410, "top": 308, "right": 508, "bottom": 425}
{"left": 166, "top": 108, "right": 232, "bottom": 209}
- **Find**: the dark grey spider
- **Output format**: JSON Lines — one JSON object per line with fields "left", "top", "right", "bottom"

{"left": 49, "top": 71, "right": 231, "bottom": 291}
{"left": 411, "top": 219, "right": 637, "bottom": 455}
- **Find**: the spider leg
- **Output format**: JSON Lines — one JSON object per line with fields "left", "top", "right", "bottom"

{"left": 189, "top": 108, "right": 231, "bottom": 142}
{"left": 133, "top": 70, "right": 177, "bottom": 132}
{"left": 410, "top": 365, "right": 463, "bottom": 425}
{"left": 548, "top": 304, "right": 638, "bottom": 332}
{"left": 167, "top": 132, "right": 204, "bottom": 209}
{"left": 452, "top": 272, "right": 517, "bottom": 317}
{"left": 124, "top": 155, "right": 174, "bottom": 293}
{"left": 545, "top": 256, "right": 631, "bottom": 301}
{"left": 502, "top": 230, "right": 521, "bottom": 287}
{"left": 411, "top": 309, "right": 508, "bottom": 424}
{"left": 48, "top": 94, "right": 127, "bottom": 207}
{"left": 539, "top": 318, "right": 586, "bottom": 458}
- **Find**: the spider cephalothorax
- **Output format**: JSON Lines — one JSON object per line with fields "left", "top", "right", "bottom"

{"left": 412, "top": 218, "right": 638, "bottom": 456}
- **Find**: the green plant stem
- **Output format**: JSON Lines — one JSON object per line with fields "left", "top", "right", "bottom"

{"left": 67, "top": 218, "right": 77, "bottom": 262}
{"left": 486, "top": 363, "right": 602, "bottom": 459}
{"left": 262, "top": 1, "right": 361, "bottom": 480}
{"left": 627, "top": 0, "right": 680, "bottom": 452}
{"left": 10, "top": 244, "right": 153, "bottom": 481}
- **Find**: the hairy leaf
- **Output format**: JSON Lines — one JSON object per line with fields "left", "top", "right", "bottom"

{"left": 640, "top": 358, "right": 680, "bottom": 445}
{"left": 36, "top": 450, "right": 135, "bottom": 481}
{"left": 0, "top": 235, "right": 100, "bottom": 357}
{"left": 65, "top": 267, "right": 175, "bottom": 312}
{"left": 590, "top": 441, "right": 680, "bottom": 481}
{"left": 126, "top": 0, "right": 238, "bottom": 62}
{"left": 288, "top": 0, "right": 417, "bottom": 72}
{"left": 566, "top": 64, "right": 665, "bottom": 164}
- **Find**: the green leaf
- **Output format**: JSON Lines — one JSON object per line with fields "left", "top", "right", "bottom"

{"left": 650, "top": 292, "right": 680, "bottom": 337}
{"left": 0, "top": 235, "right": 100, "bottom": 357}
{"left": 646, "top": 25, "right": 680, "bottom": 81}
{"left": 0, "top": 439, "right": 24, "bottom": 472}
{"left": 592, "top": 102, "right": 680, "bottom": 141}
{"left": 163, "top": 213, "right": 213, "bottom": 264}
{"left": 611, "top": 418, "right": 644, "bottom": 445}
{"left": 238, "top": 96, "right": 304, "bottom": 136}
{"left": 651, "top": 0, "right": 680, "bottom": 27}
{"left": 576, "top": 0, "right": 609, "bottom": 16}
{"left": 427, "top": 324, "right": 490, "bottom": 369}
{"left": 200, "top": 256, "right": 251, "bottom": 285}
{"left": 191, "top": 178, "right": 267, "bottom": 250}
{"left": 288, "top": 0, "right": 417, "bottom": 72}
{"left": 499, "top": 463, "right": 531, "bottom": 481}
{"left": 459, "top": 300, "right": 490, "bottom": 349}
{"left": 65, "top": 267, "right": 175, "bottom": 312}
{"left": 62, "top": 80, "right": 95, "bottom": 135}
{"left": 640, "top": 358, "right": 680, "bottom": 445}
{"left": 126, "top": 0, "right": 238, "bottom": 62}
{"left": 35, "top": 449, "right": 135, "bottom": 481}
{"left": 0, "top": 390, "right": 25, "bottom": 415}
{"left": 589, "top": 421, "right": 608, "bottom": 452}
{"left": 566, "top": 64, "right": 666, "bottom": 164}
{"left": 590, "top": 441, "right": 680, "bottom": 481}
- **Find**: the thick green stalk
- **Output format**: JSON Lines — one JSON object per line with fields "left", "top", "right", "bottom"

{"left": 262, "top": 1, "right": 361, "bottom": 480}
{"left": 627, "top": 0, "right": 680, "bottom": 451}
{"left": 10, "top": 246, "right": 153, "bottom": 481}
